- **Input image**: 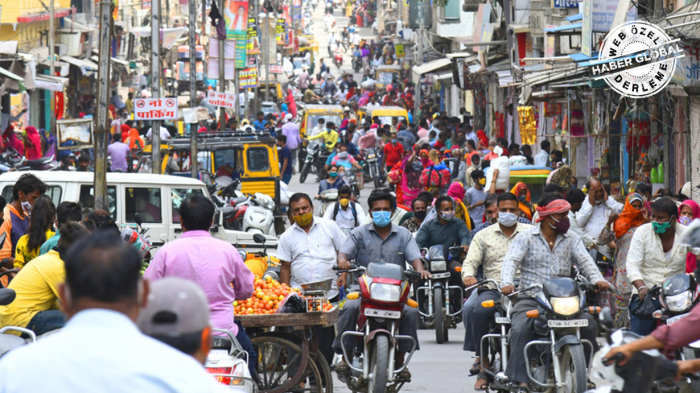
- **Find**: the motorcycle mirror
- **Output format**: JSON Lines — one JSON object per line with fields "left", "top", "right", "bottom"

{"left": 134, "top": 213, "right": 143, "bottom": 227}
{"left": 253, "top": 233, "right": 266, "bottom": 244}
{"left": 598, "top": 307, "right": 615, "bottom": 332}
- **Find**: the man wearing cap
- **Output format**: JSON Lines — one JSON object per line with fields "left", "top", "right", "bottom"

{"left": 322, "top": 76, "right": 338, "bottom": 97}
{"left": 281, "top": 114, "right": 301, "bottom": 171}
{"left": 500, "top": 193, "right": 610, "bottom": 390}
{"left": 144, "top": 195, "right": 257, "bottom": 378}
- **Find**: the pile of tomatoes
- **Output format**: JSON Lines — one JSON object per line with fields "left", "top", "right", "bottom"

{"left": 235, "top": 276, "right": 298, "bottom": 315}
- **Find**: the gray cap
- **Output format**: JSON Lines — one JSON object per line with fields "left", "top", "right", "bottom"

{"left": 137, "top": 277, "right": 210, "bottom": 337}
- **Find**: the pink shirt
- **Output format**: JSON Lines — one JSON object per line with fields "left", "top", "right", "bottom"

{"left": 144, "top": 230, "right": 255, "bottom": 336}
{"left": 651, "top": 302, "right": 700, "bottom": 354}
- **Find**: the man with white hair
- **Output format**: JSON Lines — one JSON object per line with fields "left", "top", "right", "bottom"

{"left": 281, "top": 114, "right": 301, "bottom": 171}
{"left": 299, "top": 65, "right": 310, "bottom": 90}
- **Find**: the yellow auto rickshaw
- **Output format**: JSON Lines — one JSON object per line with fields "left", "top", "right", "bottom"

{"left": 299, "top": 104, "right": 344, "bottom": 139}
{"left": 375, "top": 64, "right": 403, "bottom": 91}
{"left": 357, "top": 106, "right": 409, "bottom": 128}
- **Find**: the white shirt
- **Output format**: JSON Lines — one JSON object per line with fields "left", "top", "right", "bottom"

{"left": 568, "top": 210, "right": 596, "bottom": 248}
{"left": 0, "top": 309, "right": 229, "bottom": 393}
{"left": 277, "top": 217, "right": 346, "bottom": 299}
{"left": 147, "top": 126, "right": 171, "bottom": 141}
{"left": 626, "top": 222, "right": 699, "bottom": 293}
{"left": 323, "top": 201, "right": 367, "bottom": 233}
{"left": 576, "top": 197, "right": 624, "bottom": 256}
{"left": 534, "top": 150, "right": 549, "bottom": 167}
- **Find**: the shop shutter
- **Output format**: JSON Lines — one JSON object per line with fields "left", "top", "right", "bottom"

{"left": 689, "top": 97, "right": 700, "bottom": 204}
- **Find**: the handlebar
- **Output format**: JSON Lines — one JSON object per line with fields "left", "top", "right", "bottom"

{"left": 507, "top": 284, "right": 543, "bottom": 297}
{"left": 465, "top": 279, "right": 500, "bottom": 291}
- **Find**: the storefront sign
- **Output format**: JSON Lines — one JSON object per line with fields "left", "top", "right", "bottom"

{"left": 552, "top": 0, "right": 578, "bottom": 7}
{"left": 269, "top": 65, "right": 284, "bottom": 74}
{"left": 133, "top": 98, "right": 179, "bottom": 120}
{"left": 395, "top": 44, "right": 405, "bottom": 58}
{"left": 57, "top": 119, "right": 94, "bottom": 150}
{"left": 207, "top": 91, "right": 237, "bottom": 108}
{"left": 239, "top": 68, "right": 258, "bottom": 88}
{"left": 276, "top": 18, "right": 286, "bottom": 44}
{"left": 591, "top": 0, "right": 636, "bottom": 32}
{"left": 581, "top": 0, "right": 592, "bottom": 57}
{"left": 593, "top": 21, "right": 684, "bottom": 98}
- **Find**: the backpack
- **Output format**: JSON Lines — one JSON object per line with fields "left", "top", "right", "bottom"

{"left": 333, "top": 201, "right": 358, "bottom": 227}
{"left": 419, "top": 166, "right": 450, "bottom": 188}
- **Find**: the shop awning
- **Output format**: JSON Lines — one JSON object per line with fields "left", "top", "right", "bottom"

{"left": 34, "top": 74, "right": 68, "bottom": 92}
{"left": 412, "top": 58, "right": 452, "bottom": 76}
{"left": 435, "top": 72, "right": 453, "bottom": 81}
{"left": 543, "top": 23, "right": 582, "bottom": 33}
{"left": 61, "top": 56, "right": 98, "bottom": 75}
{"left": 566, "top": 13, "right": 583, "bottom": 22}
{"left": 521, "top": 66, "right": 588, "bottom": 87}
{"left": 90, "top": 55, "right": 130, "bottom": 70}
{"left": 0, "top": 66, "right": 26, "bottom": 92}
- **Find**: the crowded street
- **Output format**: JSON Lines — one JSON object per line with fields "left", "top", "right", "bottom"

{"left": 0, "top": 0, "right": 700, "bottom": 390}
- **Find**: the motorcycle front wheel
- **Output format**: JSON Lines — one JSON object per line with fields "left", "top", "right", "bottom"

{"left": 369, "top": 335, "right": 390, "bottom": 393}
{"left": 559, "top": 344, "right": 587, "bottom": 393}
{"left": 300, "top": 163, "right": 311, "bottom": 183}
{"left": 434, "top": 287, "right": 446, "bottom": 344}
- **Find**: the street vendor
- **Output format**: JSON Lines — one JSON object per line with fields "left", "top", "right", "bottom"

{"left": 278, "top": 193, "right": 347, "bottom": 366}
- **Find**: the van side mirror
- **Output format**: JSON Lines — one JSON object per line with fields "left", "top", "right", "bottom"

{"left": 253, "top": 233, "right": 266, "bottom": 244}
{"left": 135, "top": 213, "right": 143, "bottom": 227}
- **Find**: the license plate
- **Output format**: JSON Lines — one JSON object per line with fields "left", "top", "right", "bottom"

{"left": 364, "top": 308, "right": 401, "bottom": 319}
{"left": 666, "top": 313, "right": 689, "bottom": 325}
{"left": 547, "top": 319, "right": 588, "bottom": 328}
{"left": 495, "top": 317, "right": 511, "bottom": 324}
{"left": 431, "top": 272, "right": 451, "bottom": 279}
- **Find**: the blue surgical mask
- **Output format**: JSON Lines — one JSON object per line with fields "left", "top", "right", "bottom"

{"left": 391, "top": 139, "right": 398, "bottom": 143}
{"left": 372, "top": 211, "right": 392, "bottom": 228}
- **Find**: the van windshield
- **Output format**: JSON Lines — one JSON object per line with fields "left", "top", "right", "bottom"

{"left": 171, "top": 188, "right": 205, "bottom": 223}
{"left": 307, "top": 115, "right": 342, "bottom": 135}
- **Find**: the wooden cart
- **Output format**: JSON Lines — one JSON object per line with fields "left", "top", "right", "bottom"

{"left": 238, "top": 307, "right": 339, "bottom": 393}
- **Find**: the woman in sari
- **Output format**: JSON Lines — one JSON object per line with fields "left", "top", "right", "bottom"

{"left": 678, "top": 200, "right": 700, "bottom": 272}
{"left": 598, "top": 193, "right": 648, "bottom": 327}
{"left": 419, "top": 149, "right": 431, "bottom": 167}
{"left": 400, "top": 152, "right": 423, "bottom": 207}
{"left": 125, "top": 128, "right": 145, "bottom": 150}
{"left": 3, "top": 125, "right": 24, "bottom": 156}
{"left": 509, "top": 182, "right": 534, "bottom": 221}
{"left": 447, "top": 182, "right": 472, "bottom": 230}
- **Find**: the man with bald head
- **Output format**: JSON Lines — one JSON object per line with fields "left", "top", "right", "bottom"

{"left": 575, "top": 177, "right": 623, "bottom": 257}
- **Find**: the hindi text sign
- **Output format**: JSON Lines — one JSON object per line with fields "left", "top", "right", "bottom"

{"left": 134, "top": 98, "right": 179, "bottom": 120}
{"left": 207, "top": 91, "right": 237, "bottom": 109}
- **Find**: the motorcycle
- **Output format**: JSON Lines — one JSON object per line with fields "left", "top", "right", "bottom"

{"left": 334, "top": 52, "right": 344, "bottom": 69}
{"left": 221, "top": 192, "right": 275, "bottom": 236}
{"left": 0, "top": 148, "right": 57, "bottom": 172}
{"left": 416, "top": 245, "right": 463, "bottom": 344}
{"left": 333, "top": 263, "right": 421, "bottom": 393}
{"left": 517, "top": 277, "right": 602, "bottom": 393}
{"left": 344, "top": 167, "right": 361, "bottom": 199}
{"left": 587, "top": 307, "right": 698, "bottom": 393}
{"left": 363, "top": 147, "right": 385, "bottom": 188}
{"left": 300, "top": 142, "right": 330, "bottom": 183}
{"left": 206, "top": 328, "right": 256, "bottom": 392}
{"left": 317, "top": 188, "right": 338, "bottom": 216}
{"left": 352, "top": 51, "right": 362, "bottom": 73}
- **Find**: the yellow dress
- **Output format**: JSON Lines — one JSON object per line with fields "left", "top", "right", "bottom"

{"left": 14, "top": 229, "right": 55, "bottom": 269}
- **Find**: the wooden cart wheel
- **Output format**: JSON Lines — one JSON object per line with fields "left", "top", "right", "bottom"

{"left": 251, "top": 335, "right": 309, "bottom": 393}
{"left": 310, "top": 350, "right": 334, "bottom": 393}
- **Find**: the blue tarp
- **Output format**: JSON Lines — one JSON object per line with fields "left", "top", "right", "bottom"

{"left": 543, "top": 23, "right": 582, "bottom": 32}
{"left": 566, "top": 13, "right": 582, "bottom": 21}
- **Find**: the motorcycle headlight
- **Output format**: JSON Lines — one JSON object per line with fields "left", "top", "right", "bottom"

{"left": 665, "top": 291, "right": 693, "bottom": 312}
{"left": 367, "top": 154, "right": 375, "bottom": 159}
{"left": 430, "top": 261, "right": 446, "bottom": 272}
{"left": 370, "top": 283, "right": 401, "bottom": 303}
{"left": 551, "top": 296, "right": 580, "bottom": 316}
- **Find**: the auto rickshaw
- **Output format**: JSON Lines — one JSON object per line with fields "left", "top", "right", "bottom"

{"left": 297, "top": 104, "right": 344, "bottom": 170}
{"left": 375, "top": 64, "right": 402, "bottom": 91}
{"left": 357, "top": 106, "right": 409, "bottom": 127}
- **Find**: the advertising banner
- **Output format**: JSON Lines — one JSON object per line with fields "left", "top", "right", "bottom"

{"left": 133, "top": 98, "right": 179, "bottom": 120}
{"left": 224, "top": 0, "right": 249, "bottom": 68}
{"left": 239, "top": 68, "right": 259, "bottom": 88}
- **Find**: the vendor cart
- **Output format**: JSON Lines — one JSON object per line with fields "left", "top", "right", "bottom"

{"left": 238, "top": 284, "right": 339, "bottom": 393}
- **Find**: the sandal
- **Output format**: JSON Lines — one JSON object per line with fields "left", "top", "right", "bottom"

{"left": 469, "top": 360, "right": 481, "bottom": 376}
{"left": 474, "top": 371, "right": 492, "bottom": 391}
{"left": 333, "top": 360, "right": 349, "bottom": 374}
{"left": 396, "top": 368, "right": 411, "bottom": 381}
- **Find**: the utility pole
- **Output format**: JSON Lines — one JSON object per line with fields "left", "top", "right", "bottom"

{"left": 218, "top": 0, "right": 225, "bottom": 131}
{"left": 414, "top": 20, "right": 423, "bottom": 116}
{"left": 253, "top": 0, "right": 259, "bottom": 115}
{"left": 189, "top": 0, "right": 198, "bottom": 178}
{"left": 264, "top": 11, "right": 270, "bottom": 103}
{"left": 49, "top": 0, "right": 55, "bottom": 134}
{"left": 151, "top": 0, "right": 162, "bottom": 174}
{"left": 94, "top": 0, "right": 112, "bottom": 210}
{"left": 235, "top": 68, "right": 240, "bottom": 123}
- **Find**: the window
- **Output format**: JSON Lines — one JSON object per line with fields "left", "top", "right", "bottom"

{"left": 171, "top": 188, "right": 205, "bottom": 223}
{"left": 79, "top": 185, "right": 118, "bottom": 221}
{"left": 441, "top": 0, "right": 461, "bottom": 21}
{"left": 306, "top": 115, "right": 342, "bottom": 136}
{"left": 377, "top": 72, "right": 395, "bottom": 85}
{"left": 247, "top": 147, "right": 270, "bottom": 172}
{"left": 2, "top": 186, "right": 62, "bottom": 208}
{"left": 213, "top": 149, "right": 236, "bottom": 171}
{"left": 126, "top": 187, "right": 162, "bottom": 223}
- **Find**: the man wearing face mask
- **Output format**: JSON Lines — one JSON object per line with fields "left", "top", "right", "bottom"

{"left": 279, "top": 193, "right": 346, "bottom": 365}
{"left": 576, "top": 178, "right": 623, "bottom": 258}
{"left": 500, "top": 194, "right": 610, "bottom": 391}
{"left": 323, "top": 185, "right": 366, "bottom": 235}
{"left": 382, "top": 131, "right": 404, "bottom": 174}
{"left": 334, "top": 189, "right": 430, "bottom": 378}
{"left": 466, "top": 170, "right": 488, "bottom": 222}
{"left": 416, "top": 196, "right": 471, "bottom": 287}
{"left": 462, "top": 193, "right": 531, "bottom": 390}
{"left": 471, "top": 194, "right": 532, "bottom": 235}
{"left": 0, "top": 174, "right": 46, "bottom": 270}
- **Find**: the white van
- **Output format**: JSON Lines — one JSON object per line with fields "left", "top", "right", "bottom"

{"left": 0, "top": 171, "right": 278, "bottom": 252}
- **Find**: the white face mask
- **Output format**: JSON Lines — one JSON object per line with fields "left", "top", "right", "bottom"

{"left": 498, "top": 212, "right": 518, "bottom": 227}
{"left": 20, "top": 196, "right": 32, "bottom": 216}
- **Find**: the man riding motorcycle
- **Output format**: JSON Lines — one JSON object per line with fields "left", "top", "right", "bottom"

{"left": 500, "top": 193, "right": 610, "bottom": 393}
{"left": 333, "top": 189, "right": 431, "bottom": 379}
{"left": 462, "top": 192, "right": 532, "bottom": 390}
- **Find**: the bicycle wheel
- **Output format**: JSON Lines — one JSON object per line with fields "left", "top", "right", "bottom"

{"left": 251, "top": 335, "right": 309, "bottom": 393}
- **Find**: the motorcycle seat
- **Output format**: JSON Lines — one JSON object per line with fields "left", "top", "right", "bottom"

{"left": 0, "top": 334, "right": 26, "bottom": 356}
{"left": 24, "top": 157, "right": 52, "bottom": 166}
{"left": 367, "top": 262, "right": 404, "bottom": 281}
{"left": 229, "top": 197, "right": 248, "bottom": 205}
{"left": 212, "top": 337, "right": 233, "bottom": 350}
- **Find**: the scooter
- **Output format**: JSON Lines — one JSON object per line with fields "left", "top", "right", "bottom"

{"left": 334, "top": 52, "right": 344, "bottom": 69}
{"left": 416, "top": 245, "right": 463, "bottom": 344}
{"left": 352, "top": 51, "right": 362, "bottom": 73}
{"left": 206, "top": 328, "right": 257, "bottom": 392}
{"left": 333, "top": 263, "right": 421, "bottom": 393}
{"left": 317, "top": 188, "right": 338, "bottom": 216}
